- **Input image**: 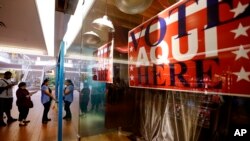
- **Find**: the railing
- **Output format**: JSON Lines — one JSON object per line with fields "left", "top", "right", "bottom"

{"left": 21, "top": 54, "right": 32, "bottom": 82}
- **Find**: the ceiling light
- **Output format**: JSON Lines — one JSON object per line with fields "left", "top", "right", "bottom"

{"left": 82, "top": 31, "right": 101, "bottom": 45}
{"left": 115, "top": 0, "right": 153, "bottom": 14}
{"left": 92, "top": 15, "right": 114, "bottom": 32}
{"left": 91, "top": 0, "right": 114, "bottom": 32}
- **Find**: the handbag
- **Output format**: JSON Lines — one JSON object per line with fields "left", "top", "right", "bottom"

{"left": 27, "top": 99, "right": 34, "bottom": 108}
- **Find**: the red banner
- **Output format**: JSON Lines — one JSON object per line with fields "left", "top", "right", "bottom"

{"left": 92, "top": 41, "right": 113, "bottom": 83}
{"left": 128, "top": 0, "right": 250, "bottom": 96}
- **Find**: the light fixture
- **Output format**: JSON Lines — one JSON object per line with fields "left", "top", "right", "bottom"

{"left": 82, "top": 31, "right": 101, "bottom": 45}
{"left": 92, "top": 15, "right": 114, "bottom": 32}
{"left": 115, "top": 0, "right": 153, "bottom": 14}
{"left": 91, "top": 0, "right": 114, "bottom": 32}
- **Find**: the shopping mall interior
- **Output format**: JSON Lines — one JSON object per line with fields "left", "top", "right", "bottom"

{"left": 0, "top": 0, "right": 250, "bottom": 141}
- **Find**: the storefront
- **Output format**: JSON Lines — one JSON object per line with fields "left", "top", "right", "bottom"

{"left": 56, "top": 0, "right": 250, "bottom": 141}
{"left": 0, "top": 0, "right": 249, "bottom": 141}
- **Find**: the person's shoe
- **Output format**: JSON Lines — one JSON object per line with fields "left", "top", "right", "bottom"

{"left": 42, "top": 121, "right": 48, "bottom": 124}
{"left": 45, "top": 118, "right": 51, "bottom": 121}
{"left": 23, "top": 120, "right": 30, "bottom": 123}
{"left": 19, "top": 121, "right": 27, "bottom": 126}
{"left": 0, "top": 121, "right": 7, "bottom": 127}
{"left": 65, "top": 117, "right": 71, "bottom": 121}
{"left": 63, "top": 116, "right": 71, "bottom": 121}
{"left": 7, "top": 118, "right": 17, "bottom": 123}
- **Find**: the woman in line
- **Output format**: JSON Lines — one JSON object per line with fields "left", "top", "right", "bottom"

{"left": 16, "top": 82, "right": 38, "bottom": 126}
{"left": 63, "top": 79, "right": 74, "bottom": 121}
{"left": 41, "top": 79, "right": 55, "bottom": 124}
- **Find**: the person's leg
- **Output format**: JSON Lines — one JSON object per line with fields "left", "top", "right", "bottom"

{"left": 5, "top": 98, "right": 17, "bottom": 123}
{"left": 23, "top": 108, "right": 30, "bottom": 123}
{"left": 86, "top": 98, "right": 89, "bottom": 113}
{"left": 95, "top": 95, "right": 101, "bottom": 112}
{"left": 64, "top": 101, "right": 72, "bottom": 119}
{"left": 18, "top": 106, "right": 27, "bottom": 126}
{"left": 42, "top": 101, "right": 51, "bottom": 123}
{"left": 83, "top": 102, "right": 87, "bottom": 113}
{"left": 80, "top": 95, "right": 84, "bottom": 114}
{"left": 91, "top": 95, "right": 97, "bottom": 111}
{"left": 0, "top": 98, "right": 7, "bottom": 126}
{"left": 0, "top": 111, "right": 5, "bottom": 126}
{"left": 96, "top": 103, "right": 100, "bottom": 112}
{"left": 18, "top": 106, "right": 24, "bottom": 121}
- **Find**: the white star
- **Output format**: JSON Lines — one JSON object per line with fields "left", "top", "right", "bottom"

{"left": 231, "top": 23, "right": 250, "bottom": 39}
{"left": 230, "top": 2, "right": 249, "bottom": 18}
{"left": 129, "top": 46, "right": 134, "bottom": 52}
{"left": 232, "top": 45, "right": 250, "bottom": 60}
{"left": 129, "top": 65, "right": 134, "bottom": 71}
{"left": 130, "top": 75, "right": 134, "bottom": 81}
{"left": 233, "top": 67, "right": 250, "bottom": 82}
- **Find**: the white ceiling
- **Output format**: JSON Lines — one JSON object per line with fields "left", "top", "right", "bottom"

{"left": 0, "top": 0, "right": 47, "bottom": 53}
{"left": 0, "top": 0, "right": 169, "bottom": 62}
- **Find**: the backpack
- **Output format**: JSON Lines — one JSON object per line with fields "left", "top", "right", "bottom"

{"left": 0, "top": 79, "right": 9, "bottom": 94}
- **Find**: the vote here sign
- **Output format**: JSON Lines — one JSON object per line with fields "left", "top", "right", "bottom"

{"left": 128, "top": 0, "right": 250, "bottom": 96}
{"left": 92, "top": 41, "right": 113, "bottom": 83}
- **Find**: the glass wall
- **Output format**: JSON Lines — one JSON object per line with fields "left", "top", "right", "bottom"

{"left": 66, "top": 0, "right": 250, "bottom": 140}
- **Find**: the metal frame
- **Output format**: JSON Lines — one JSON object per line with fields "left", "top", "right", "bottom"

{"left": 56, "top": 41, "right": 65, "bottom": 141}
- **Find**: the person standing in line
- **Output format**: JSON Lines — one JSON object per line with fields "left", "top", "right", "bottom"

{"left": 16, "top": 82, "right": 38, "bottom": 126}
{"left": 80, "top": 82, "right": 90, "bottom": 117}
{"left": 41, "top": 79, "right": 55, "bottom": 124}
{"left": 0, "top": 71, "right": 18, "bottom": 127}
{"left": 63, "top": 79, "right": 74, "bottom": 121}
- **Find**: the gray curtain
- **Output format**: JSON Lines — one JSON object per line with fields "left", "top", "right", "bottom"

{"left": 137, "top": 90, "right": 214, "bottom": 141}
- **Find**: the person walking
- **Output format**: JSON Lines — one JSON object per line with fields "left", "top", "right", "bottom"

{"left": 16, "top": 82, "right": 38, "bottom": 126}
{"left": 0, "top": 71, "right": 17, "bottom": 126}
{"left": 63, "top": 79, "right": 74, "bottom": 121}
{"left": 41, "top": 79, "right": 55, "bottom": 124}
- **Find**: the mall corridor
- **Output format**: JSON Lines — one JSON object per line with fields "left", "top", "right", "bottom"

{"left": 0, "top": 88, "right": 131, "bottom": 141}
{"left": 0, "top": 89, "right": 78, "bottom": 141}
